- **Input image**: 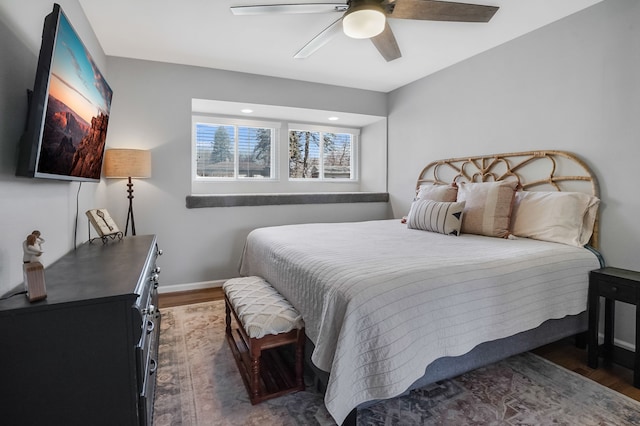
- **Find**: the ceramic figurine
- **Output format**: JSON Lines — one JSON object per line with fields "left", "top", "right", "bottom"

{"left": 23, "top": 232, "right": 43, "bottom": 263}
{"left": 31, "top": 230, "right": 45, "bottom": 249}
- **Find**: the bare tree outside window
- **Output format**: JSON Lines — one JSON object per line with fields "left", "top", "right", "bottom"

{"left": 324, "top": 133, "right": 351, "bottom": 179}
{"left": 289, "top": 130, "right": 319, "bottom": 178}
{"left": 289, "top": 130, "right": 351, "bottom": 179}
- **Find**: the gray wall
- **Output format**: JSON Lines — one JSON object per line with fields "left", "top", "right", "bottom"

{"left": 388, "top": 0, "right": 640, "bottom": 346}
{"left": 0, "top": 0, "right": 108, "bottom": 295}
{"left": 102, "top": 57, "right": 390, "bottom": 288}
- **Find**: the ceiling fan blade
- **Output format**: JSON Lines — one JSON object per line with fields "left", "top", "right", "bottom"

{"left": 294, "top": 17, "right": 343, "bottom": 59}
{"left": 231, "top": 3, "right": 348, "bottom": 15}
{"left": 386, "top": 0, "right": 499, "bottom": 22}
{"left": 371, "top": 23, "right": 402, "bottom": 62}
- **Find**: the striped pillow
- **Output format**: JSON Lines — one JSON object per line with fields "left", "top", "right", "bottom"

{"left": 457, "top": 180, "right": 518, "bottom": 238}
{"left": 407, "top": 199, "right": 465, "bottom": 236}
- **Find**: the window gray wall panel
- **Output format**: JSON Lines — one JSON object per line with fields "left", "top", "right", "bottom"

{"left": 186, "top": 192, "right": 389, "bottom": 208}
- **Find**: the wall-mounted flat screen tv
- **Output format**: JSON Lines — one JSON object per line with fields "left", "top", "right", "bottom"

{"left": 16, "top": 3, "right": 113, "bottom": 182}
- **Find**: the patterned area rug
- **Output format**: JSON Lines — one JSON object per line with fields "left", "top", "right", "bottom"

{"left": 153, "top": 301, "right": 640, "bottom": 425}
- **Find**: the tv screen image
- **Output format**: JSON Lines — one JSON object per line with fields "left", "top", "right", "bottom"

{"left": 16, "top": 3, "right": 113, "bottom": 182}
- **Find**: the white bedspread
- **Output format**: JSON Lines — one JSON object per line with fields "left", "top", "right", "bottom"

{"left": 239, "top": 219, "right": 600, "bottom": 424}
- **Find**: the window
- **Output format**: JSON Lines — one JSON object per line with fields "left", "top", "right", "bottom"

{"left": 194, "top": 117, "right": 277, "bottom": 180}
{"left": 289, "top": 128, "right": 356, "bottom": 180}
{"left": 191, "top": 103, "right": 381, "bottom": 197}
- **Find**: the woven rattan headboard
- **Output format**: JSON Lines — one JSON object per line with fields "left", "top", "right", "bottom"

{"left": 416, "top": 150, "right": 600, "bottom": 247}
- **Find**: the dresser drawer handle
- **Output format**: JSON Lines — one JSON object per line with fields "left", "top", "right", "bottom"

{"left": 142, "top": 304, "right": 156, "bottom": 315}
{"left": 149, "top": 359, "right": 157, "bottom": 375}
{"left": 146, "top": 320, "right": 155, "bottom": 334}
{"left": 611, "top": 286, "right": 618, "bottom": 292}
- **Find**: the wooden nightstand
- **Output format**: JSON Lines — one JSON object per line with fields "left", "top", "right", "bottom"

{"left": 588, "top": 267, "right": 640, "bottom": 387}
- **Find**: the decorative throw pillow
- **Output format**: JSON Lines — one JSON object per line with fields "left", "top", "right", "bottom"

{"left": 510, "top": 191, "right": 600, "bottom": 247}
{"left": 407, "top": 199, "right": 465, "bottom": 236}
{"left": 456, "top": 180, "right": 518, "bottom": 238}
{"left": 416, "top": 183, "right": 458, "bottom": 202}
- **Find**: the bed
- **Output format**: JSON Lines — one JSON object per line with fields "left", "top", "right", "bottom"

{"left": 239, "top": 151, "right": 604, "bottom": 425}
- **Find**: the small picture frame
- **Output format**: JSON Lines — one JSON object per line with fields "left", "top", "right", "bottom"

{"left": 86, "top": 208, "right": 121, "bottom": 237}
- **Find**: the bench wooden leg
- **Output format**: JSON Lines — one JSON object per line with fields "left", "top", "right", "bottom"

{"left": 250, "top": 340, "right": 262, "bottom": 402}
{"left": 295, "top": 330, "right": 305, "bottom": 389}
{"left": 225, "top": 300, "right": 232, "bottom": 337}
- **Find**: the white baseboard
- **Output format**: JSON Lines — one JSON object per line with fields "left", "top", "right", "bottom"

{"left": 600, "top": 333, "right": 636, "bottom": 352}
{"left": 157, "top": 279, "right": 229, "bottom": 294}
{"left": 595, "top": 331, "right": 635, "bottom": 351}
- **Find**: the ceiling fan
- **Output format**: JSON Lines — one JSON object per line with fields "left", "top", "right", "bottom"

{"left": 230, "top": 0, "right": 499, "bottom": 62}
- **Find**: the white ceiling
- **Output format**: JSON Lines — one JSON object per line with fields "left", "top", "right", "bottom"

{"left": 79, "top": 0, "right": 602, "bottom": 93}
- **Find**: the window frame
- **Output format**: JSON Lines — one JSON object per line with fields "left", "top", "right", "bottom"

{"left": 287, "top": 122, "right": 359, "bottom": 182}
{"left": 192, "top": 115, "right": 280, "bottom": 182}
{"left": 190, "top": 112, "right": 370, "bottom": 196}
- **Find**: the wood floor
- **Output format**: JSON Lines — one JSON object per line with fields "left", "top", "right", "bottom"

{"left": 158, "top": 287, "right": 223, "bottom": 308}
{"left": 158, "top": 288, "right": 640, "bottom": 404}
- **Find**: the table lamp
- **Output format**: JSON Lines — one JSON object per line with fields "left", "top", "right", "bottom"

{"left": 103, "top": 149, "right": 151, "bottom": 236}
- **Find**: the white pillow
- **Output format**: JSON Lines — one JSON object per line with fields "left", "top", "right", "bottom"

{"left": 407, "top": 199, "right": 465, "bottom": 236}
{"left": 510, "top": 191, "right": 600, "bottom": 247}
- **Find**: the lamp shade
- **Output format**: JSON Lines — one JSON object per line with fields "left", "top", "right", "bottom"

{"left": 103, "top": 149, "right": 151, "bottom": 178}
{"left": 343, "top": 1, "right": 386, "bottom": 39}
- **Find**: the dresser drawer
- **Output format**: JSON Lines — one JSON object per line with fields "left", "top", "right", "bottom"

{"left": 597, "top": 279, "right": 637, "bottom": 303}
{"left": 138, "top": 310, "right": 160, "bottom": 426}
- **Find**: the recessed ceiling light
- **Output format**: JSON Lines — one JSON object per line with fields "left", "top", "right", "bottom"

{"left": 328, "top": 116, "right": 339, "bottom": 121}
{"left": 241, "top": 109, "right": 253, "bottom": 114}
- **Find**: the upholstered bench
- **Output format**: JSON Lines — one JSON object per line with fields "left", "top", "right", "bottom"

{"left": 222, "top": 276, "right": 305, "bottom": 404}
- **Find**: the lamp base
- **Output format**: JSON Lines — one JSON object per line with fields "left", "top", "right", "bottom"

{"left": 125, "top": 177, "right": 136, "bottom": 236}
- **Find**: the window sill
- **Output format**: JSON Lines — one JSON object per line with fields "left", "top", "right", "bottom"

{"left": 185, "top": 192, "right": 389, "bottom": 208}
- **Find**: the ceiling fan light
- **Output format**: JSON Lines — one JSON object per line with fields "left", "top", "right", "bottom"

{"left": 343, "top": 5, "right": 385, "bottom": 39}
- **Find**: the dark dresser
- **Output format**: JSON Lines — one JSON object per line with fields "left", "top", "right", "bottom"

{"left": 0, "top": 235, "right": 162, "bottom": 426}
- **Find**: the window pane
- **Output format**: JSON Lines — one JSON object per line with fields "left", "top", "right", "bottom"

{"left": 238, "top": 127, "right": 271, "bottom": 179}
{"left": 196, "top": 124, "right": 235, "bottom": 177}
{"left": 289, "top": 130, "right": 320, "bottom": 179}
{"left": 323, "top": 133, "right": 352, "bottom": 179}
